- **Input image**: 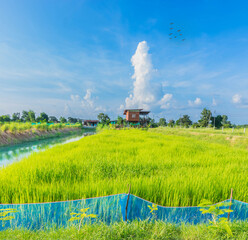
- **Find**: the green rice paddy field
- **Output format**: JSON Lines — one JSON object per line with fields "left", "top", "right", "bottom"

{"left": 0, "top": 127, "right": 248, "bottom": 206}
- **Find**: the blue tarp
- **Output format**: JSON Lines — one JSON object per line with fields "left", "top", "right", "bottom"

{"left": 0, "top": 194, "right": 246, "bottom": 230}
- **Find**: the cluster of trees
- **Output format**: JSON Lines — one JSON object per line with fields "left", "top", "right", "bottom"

{"left": 97, "top": 108, "right": 234, "bottom": 129}
{"left": 157, "top": 108, "right": 233, "bottom": 128}
{"left": 0, "top": 110, "right": 82, "bottom": 124}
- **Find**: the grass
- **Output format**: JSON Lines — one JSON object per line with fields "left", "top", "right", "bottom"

{"left": 172, "top": 126, "right": 248, "bottom": 136}
{"left": 0, "top": 122, "right": 82, "bottom": 134}
{"left": 0, "top": 127, "right": 247, "bottom": 206}
{"left": 1, "top": 221, "right": 248, "bottom": 239}
{"left": 150, "top": 127, "right": 248, "bottom": 150}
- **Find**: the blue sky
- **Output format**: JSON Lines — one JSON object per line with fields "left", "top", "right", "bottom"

{"left": 0, "top": 0, "right": 248, "bottom": 123}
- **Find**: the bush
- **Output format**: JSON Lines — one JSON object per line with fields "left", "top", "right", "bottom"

{"left": 1, "top": 124, "right": 9, "bottom": 132}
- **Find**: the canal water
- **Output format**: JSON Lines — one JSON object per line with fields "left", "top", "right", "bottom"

{"left": 0, "top": 132, "right": 93, "bottom": 167}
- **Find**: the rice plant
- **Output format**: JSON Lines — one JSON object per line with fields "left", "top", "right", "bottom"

{"left": 0, "top": 128, "right": 247, "bottom": 206}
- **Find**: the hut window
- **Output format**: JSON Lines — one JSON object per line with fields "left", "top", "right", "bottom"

{"left": 132, "top": 114, "right": 136, "bottom": 118}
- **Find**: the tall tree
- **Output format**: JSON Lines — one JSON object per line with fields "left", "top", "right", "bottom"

{"left": 221, "top": 115, "right": 228, "bottom": 125}
{"left": 21, "top": 110, "right": 29, "bottom": 122}
{"left": 176, "top": 115, "right": 192, "bottom": 127}
{"left": 49, "top": 116, "right": 58, "bottom": 122}
{"left": 221, "top": 115, "right": 231, "bottom": 128}
{"left": 0, "top": 115, "right": 11, "bottom": 122}
{"left": 158, "top": 118, "right": 167, "bottom": 127}
{"left": 28, "top": 110, "right": 36, "bottom": 122}
{"left": 97, "top": 113, "right": 110, "bottom": 125}
{"left": 68, "top": 117, "right": 78, "bottom": 123}
{"left": 36, "top": 112, "right": 49, "bottom": 122}
{"left": 198, "top": 108, "right": 212, "bottom": 127}
{"left": 59, "top": 117, "right": 67, "bottom": 123}
{"left": 211, "top": 115, "right": 223, "bottom": 128}
{"left": 168, "top": 120, "right": 175, "bottom": 127}
{"left": 117, "top": 116, "right": 123, "bottom": 125}
{"left": 147, "top": 118, "right": 157, "bottom": 128}
{"left": 12, "top": 112, "right": 20, "bottom": 121}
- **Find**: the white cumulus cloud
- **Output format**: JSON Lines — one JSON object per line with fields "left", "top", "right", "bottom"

{"left": 159, "top": 94, "right": 173, "bottom": 109}
{"left": 188, "top": 97, "right": 202, "bottom": 107}
{"left": 232, "top": 94, "right": 242, "bottom": 104}
{"left": 125, "top": 41, "right": 156, "bottom": 110}
{"left": 124, "top": 41, "right": 173, "bottom": 111}
{"left": 69, "top": 89, "right": 105, "bottom": 116}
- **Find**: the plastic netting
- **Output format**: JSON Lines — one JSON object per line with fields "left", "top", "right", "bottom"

{"left": 0, "top": 194, "right": 247, "bottom": 230}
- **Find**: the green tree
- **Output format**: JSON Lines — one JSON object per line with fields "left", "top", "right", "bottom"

{"left": 198, "top": 108, "right": 212, "bottom": 127}
{"left": 21, "top": 110, "right": 29, "bottom": 122}
{"left": 59, "top": 117, "right": 67, "bottom": 123}
{"left": 148, "top": 118, "right": 157, "bottom": 128}
{"left": 123, "top": 119, "right": 127, "bottom": 127}
{"left": 192, "top": 122, "right": 200, "bottom": 128}
{"left": 176, "top": 115, "right": 192, "bottom": 127}
{"left": 167, "top": 120, "right": 175, "bottom": 127}
{"left": 12, "top": 113, "right": 20, "bottom": 122}
{"left": 77, "top": 119, "right": 82, "bottom": 124}
{"left": 211, "top": 115, "right": 223, "bottom": 129}
{"left": 36, "top": 112, "right": 48, "bottom": 122}
{"left": 221, "top": 115, "right": 231, "bottom": 128}
{"left": 68, "top": 117, "right": 78, "bottom": 123}
{"left": 158, "top": 118, "right": 167, "bottom": 127}
{"left": 117, "top": 116, "right": 123, "bottom": 125}
{"left": 49, "top": 116, "right": 58, "bottom": 122}
{"left": 0, "top": 115, "right": 11, "bottom": 122}
{"left": 222, "top": 115, "right": 228, "bottom": 125}
{"left": 97, "top": 113, "right": 110, "bottom": 125}
{"left": 28, "top": 110, "right": 36, "bottom": 122}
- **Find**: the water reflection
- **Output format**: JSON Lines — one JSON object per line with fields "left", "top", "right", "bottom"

{"left": 0, "top": 133, "right": 90, "bottom": 167}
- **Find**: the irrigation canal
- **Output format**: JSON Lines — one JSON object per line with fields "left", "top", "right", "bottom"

{"left": 0, "top": 132, "right": 93, "bottom": 167}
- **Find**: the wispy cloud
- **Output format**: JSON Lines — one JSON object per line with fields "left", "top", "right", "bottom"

{"left": 232, "top": 94, "right": 242, "bottom": 104}
{"left": 188, "top": 97, "right": 202, "bottom": 107}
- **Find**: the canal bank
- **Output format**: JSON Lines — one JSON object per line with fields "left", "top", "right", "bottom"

{"left": 0, "top": 127, "right": 95, "bottom": 147}
{"left": 0, "top": 130, "right": 95, "bottom": 167}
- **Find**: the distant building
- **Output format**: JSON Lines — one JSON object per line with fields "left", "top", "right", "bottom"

{"left": 123, "top": 109, "right": 150, "bottom": 126}
{"left": 83, "top": 120, "right": 99, "bottom": 127}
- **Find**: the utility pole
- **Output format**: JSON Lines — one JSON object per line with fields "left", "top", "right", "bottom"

{"left": 208, "top": 112, "right": 212, "bottom": 128}
{"left": 213, "top": 111, "right": 216, "bottom": 129}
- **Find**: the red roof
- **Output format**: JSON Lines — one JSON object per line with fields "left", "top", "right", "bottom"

{"left": 123, "top": 109, "right": 143, "bottom": 115}
{"left": 84, "top": 120, "right": 99, "bottom": 123}
{"left": 123, "top": 109, "right": 150, "bottom": 115}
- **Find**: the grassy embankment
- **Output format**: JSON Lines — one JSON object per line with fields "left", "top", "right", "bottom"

{"left": 0, "top": 122, "right": 85, "bottom": 147}
{"left": 1, "top": 221, "right": 248, "bottom": 239}
{"left": 0, "top": 127, "right": 247, "bottom": 206}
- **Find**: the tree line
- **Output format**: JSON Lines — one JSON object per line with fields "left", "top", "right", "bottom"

{"left": 155, "top": 108, "right": 234, "bottom": 128}
{"left": 1, "top": 108, "right": 245, "bottom": 128}
{"left": 98, "top": 108, "right": 244, "bottom": 129}
{"left": 156, "top": 108, "right": 236, "bottom": 128}
{"left": 0, "top": 110, "right": 82, "bottom": 124}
